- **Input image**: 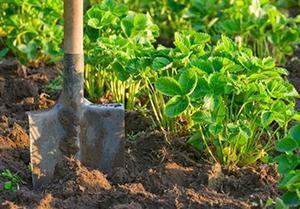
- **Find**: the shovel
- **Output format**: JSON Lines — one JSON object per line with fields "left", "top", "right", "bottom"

{"left": 28, "top": 0, "right": 125, "bottom": 189}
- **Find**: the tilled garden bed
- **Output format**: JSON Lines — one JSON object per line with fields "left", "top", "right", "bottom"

{"left": 0, "top": 58, "right": 284, "bottom": 208}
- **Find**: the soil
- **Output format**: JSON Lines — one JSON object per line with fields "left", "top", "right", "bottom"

{"left": 0, "top": 56, "right": 293, "bottom": 209}
{"left": 287, "top": 47, "right": 300, "bottom": 110}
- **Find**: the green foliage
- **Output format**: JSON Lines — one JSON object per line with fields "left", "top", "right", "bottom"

{"left": 116, "top": 0, "right": 300, "bottom": 64}
{"left": 0, "top": 0, "right": 298, "bottom": 66}
{"left": 156, "top": 32, "right": 299, "bottom": 167}
{"left": 44, "top": 71, "right": 63, "bottom": 93}
{"left": 275, "top": 123, "right": 300, "bottom": 208}
{"left": 273, "top": 0, "right": 300, "bottom": 9}
{"left": 186, "top": 0, "right": 300, "bottom": 64}
{"left": 0, "top": 48, "right": 9, "bottom": 60}
{"left": 1, "top": 169, "right": 22, "bottom": 192}
{"left": 155, "top": 69, "right": 197, "bottom": 117}
{"left": 84, "top": 0, "right": 159, "bottom": 109}
{"left": 120, "top": 0, "right": 191, "bottom": 39}
{"left": 0, "top": 0, "right": 63, "bottom": 64}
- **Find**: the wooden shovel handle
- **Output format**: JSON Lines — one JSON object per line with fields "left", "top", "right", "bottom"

{"left": 64, "top": 0, "right": 83, "bottom": 54}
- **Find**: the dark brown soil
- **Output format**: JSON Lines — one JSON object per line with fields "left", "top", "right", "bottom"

{"left": 287, "top": 47, "right": 300, "bottom": 110}
{"left": 0, "top": 58, "right": 282, "bottom": 209}
{"left": 289, "top": 6, "right": 300, "bottom": 17}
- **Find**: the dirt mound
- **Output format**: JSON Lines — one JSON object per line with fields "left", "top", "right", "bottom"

{"left": 220, "top": 165, "right": 280, "bottom": 199}
{"left": 49, "top": 156, "right": 111, "bottom": 196}
{"left": 125, "top": 110, "right": 153, "bottom": 135}
{"left": 0, "top": 131, "right": 280, "bottom": 209}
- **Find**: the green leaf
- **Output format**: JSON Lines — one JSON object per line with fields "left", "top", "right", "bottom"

{"left": 262, "top": 57, "right": 276, "bottom": 69}
{"left": 155, "top": 77, "right": 182, "bottom": 96}
{"left": 276, "top": 136, "right": 298, "bottom": 152}
{"left": 113, "top": 4, "right": 128, "bottom": 16}
{"left": 0, "top": 48, "right": 9, "bottom": 58}
{"left": 18, "top": 40, "right": 37, "bottom": 61}
{"left": 133, "top": 14, "right": 147, "bottom": 30}
{"left": 4, "top": 181, "right": 12, "bottom": 190}
{"left": 125, "top": 59, "right": 140, "bottom": 74}
{"left": 167, "top": 0, "right": 186, "bottom": 13}
{"left": 282, "top": 191, "right": 300, "bottom": 207}
{"left": 275, "top": 198, "right": 289, "bottom": 209}
{"left": 174, "top": 32, "right": 190, "bottom": 54}
{"left": 211, "top": 57, "right": 223, "bottom": 72}
{"left": 179, "top": 69, "right": 198, "bottom": 95}
{"left": 219, "top": 19, "right": 241, "bottom": 34}
{"left": 209, "top": 124, "right": 223, "bottom": 136}
{"left": 211, "top": 96, "right": 226, "bottom": 123}
{"left": 261, "top": 111, "right": 273, "bottom": 128}
{"left": 101, "top": 12, "right": 115, "bottom": 26}
{"left": 152, "top": 57, "right": 171, "bottom": 70}
{"left": 289, "top": 124, "right": 300, "bottom": 146}
{"left": 275, "top": 154, "right": 300, "bottom": 174}
{"left": 190, "top": 77, "right": 210, "bottom": 99}
{"left": 192, "top": 111, "right": 212, "bottom": 123}
{"left": 190, "top": 59, "right": 214, "bottom": 74}
{"left": 187, "top": 132, "right": 204, "bottom": 152}
{"left": 101, "top": 0, "right": 116, "bottom": 10}
{"left": 121, "top": 18, "right": 134, "bottom": 37}
{"left": 165, "top": 95, "right": 189, "bottom": 117}
{"left": 112, "top": 62, "right": 129, "bottom": 81}
{"left": 86, "top": 7, "right": 101, "bottom": 19}
{"left": 279, "top": 171, "right": 300, "bottom": 190}
{"left": 292, "top": 113, "right": 300, "bottom": 121}
{"left": 209, "top": 73, "right": 226, "bottom": 95}
{"left": 87, "top": 18, "right": 101, "bottom": 29}
{"left": 194, "top": 32, "right": 211, "bottom": 45}
{"left": 217, "top": 35, "right": 237, "bottom": 52}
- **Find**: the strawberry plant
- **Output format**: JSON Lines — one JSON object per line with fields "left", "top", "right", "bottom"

{"left": 186, "top": 0, "right": 300, "bottom": 64}
{"left": 84, "top": 0, "right": 159, "bottom": 109}
{"left": 0, "top": 0, "right": 63, "bottom": 64}
{"left": 275, "top": 123, "right": 300, "bottom": 208}
{"left": 1, "top": 169, "right": 22, "bottom": 192}
{"left": 121, "top": 0, "right": 191, "bottom": 40}
{"left": 112, "top": 0, "right": 299, "bottom": 64}
{"left": 155, "top": 32, "right": 299, "bottom": 167}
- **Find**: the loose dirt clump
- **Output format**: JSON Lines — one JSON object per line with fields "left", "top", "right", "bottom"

{"left": 3, "top": 78, "right": 38, "bottom": 105}
{"left": 50, "top": 156, "right": 111, "bottom": 196}
{"left": 125, "top": 110, "right": 153, "bottom": 135}
{"left": 220, "top": 165, "right": 280, "bottom": 200}
{"left": 35, "top": 193, "right": 53, "bottom": 209}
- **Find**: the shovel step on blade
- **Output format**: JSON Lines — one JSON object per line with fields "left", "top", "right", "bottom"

{"left": 28, "top": 102, "right": 124, "bottom": 189}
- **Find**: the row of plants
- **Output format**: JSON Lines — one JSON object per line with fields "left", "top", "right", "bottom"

{"left": 1, "top": 0, "right": 299, "bottom": 65}
{"left": 118, "top": 0, "right": 300, "bottom": 64}
{"left": 0, "top": 0, "right": 299, "bottom": 207}
{"left": 79, "top": 1, "right": 300, "bottom": 207}
{"left": 0, "top": 0, "right": 63, "bottom": 64}
{"left": 84, "top": 4, "right": 300, "bottom": 207}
